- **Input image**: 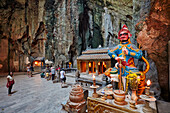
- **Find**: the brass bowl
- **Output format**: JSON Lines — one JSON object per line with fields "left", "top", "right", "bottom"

{"left": 129, "top": 100, "right": 135, "bottom": 106}
{"left": 114, "top": 94, "right": 125, "bottom": 102}
{"left": 114, "top": 90, "right": 125, "bottom": 96}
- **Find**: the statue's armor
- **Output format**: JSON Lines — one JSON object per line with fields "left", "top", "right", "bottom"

{"left": 108, "top": 41, "right": 142, "bottom": 77}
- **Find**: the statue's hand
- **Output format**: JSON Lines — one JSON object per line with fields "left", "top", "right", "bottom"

{"left": 119, "top": 64, "right": 123, "bottom": 68}
{"left": 115, "top": 57, "right": 124, "bottom": 61}
{"left": 115, "top": 62, "right": 123, "bottom": 68}
{"left": 122, "top": 48, "right": 128, "bottom": 55}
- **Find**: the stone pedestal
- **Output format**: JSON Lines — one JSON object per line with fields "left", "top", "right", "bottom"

{"left": 86, "top": 61, "right": 89, "bottom": 74}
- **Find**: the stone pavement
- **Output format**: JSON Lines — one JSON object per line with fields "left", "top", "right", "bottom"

{"left": 0, "top": 72, "right": 40, "bottom": 77}
{"left": 0, "top": 73, "right": 76, "bottom": 113}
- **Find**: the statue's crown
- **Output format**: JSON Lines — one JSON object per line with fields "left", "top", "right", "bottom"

{"left": 118, "top": 25, "right": 132, "bottom": 40}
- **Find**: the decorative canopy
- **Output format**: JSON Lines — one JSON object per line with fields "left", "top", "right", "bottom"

{"left": 77, "top": 48, "right": 112, "bottom": 60}
{"left": 82, "top": 48, "right": 108, "bottom": 54}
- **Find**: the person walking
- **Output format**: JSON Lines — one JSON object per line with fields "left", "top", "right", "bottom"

{"left": 51, "top": 67, "right": 55, "bottom": 81}
{"left": 27, "top": 64, "right": 30, "bottom": 77}
{"left": 30, "top": 65, "right": 34, "bottom": 77}
{"left": 56, "top": 65, "right": 61, "bottom": 81}
{"left": 6, "top": 72, "right": 15, "bottom": 96}
{"left": 60, "top": 68, "right": 66, "bottom": 84}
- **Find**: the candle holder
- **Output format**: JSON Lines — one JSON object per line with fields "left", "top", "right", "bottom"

{"left": 145, "top": 80, "right": 151, "bottom": 96}
{"left": 93, "top": 79, "right": 96, "bottom": 86}
{"left": 145, "top": 86, "right": 150, "bottom": 96}
{"left": 90, "top": 75, "right": 99, "bottom": 98}
{"left": 90, "top": 85, "right": 99, "bottom": 98}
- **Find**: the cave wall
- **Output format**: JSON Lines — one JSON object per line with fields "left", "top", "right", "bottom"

{"left": 45, "top": 0, "right": 79, "bottom": 68}
{"left": 137, "top": 0, "right": 170, "bottom": 101}
{"left": 0, "top": 0, "right": 46, "bottom": 72}
{"left": 86, "top": 0, "right": 133, "bottom": 48}
{"left": 46, "top": 0, "right": 134, "bottom": 68}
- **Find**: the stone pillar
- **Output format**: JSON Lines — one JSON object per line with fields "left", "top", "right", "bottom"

{"left": 95, "top": 61, "right": 99, "bottom": 75}
{"left": 86, "top": 61, "right": 89, "bottom": 74}
{"left": 77, "top": 60, "right": 81, "bottom": 72}
{"left": 106, "top": 60, "right": 111, "bottom": 69}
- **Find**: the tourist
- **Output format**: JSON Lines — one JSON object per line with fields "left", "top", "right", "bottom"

{"left": 45, "top": 73, "right": 49, "bottom": 79}
{"left": 6, "top": 72, "right": 15, "bottom": 96}
{"left": 30, "top": 65, "right": 34, "bottom": 77}
{"left": 40, "top": 72, "right": 45, "bottom": 78}
{"left": 51, "top": 67, "right": 55, "bottom": 80}
{"left": 46, "top": 65, "right": 51, "bottom": 73}
{"left": 56, "top": 65, "right": 61, "bottom": 71}
{"left": 45, "top": 65, "right": 51, "bottom": 80}
{"left": 56, "top": 65, "right": 61, "bottom": 80}
{"left": 60, "top": 68, "right": 66, "bottom": 84}
{"left": 27, "top": 64, "right": 30, "bottom": 77}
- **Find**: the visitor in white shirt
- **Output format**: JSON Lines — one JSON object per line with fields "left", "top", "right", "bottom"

{"left": 60, "top": 69, "right": 66, "bottom": 83}
{"left": 51, "top": 67, "right": 55, "bottom": 80}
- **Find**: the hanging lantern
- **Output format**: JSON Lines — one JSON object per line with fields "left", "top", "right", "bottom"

{"left": 89, "top": 62, "right": 91, "bottom": 67}
{"left": 98, "top": 62, "right": 100, "bottom": 65}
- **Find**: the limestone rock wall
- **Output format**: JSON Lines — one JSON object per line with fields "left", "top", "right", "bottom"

{"left": 0, "top": 0, "right": 46, "bottom": 72}
{"left": 45, "top": 0, "right": 79, "bottom": 68}
{"left": 46, "top": 0, "right": 134, "bottom": 68}
{"left": 137, "top": 0, "right": 170, "bottom": 101}
{"left": 87, "top": 0, "right": 133, "bottom": 48}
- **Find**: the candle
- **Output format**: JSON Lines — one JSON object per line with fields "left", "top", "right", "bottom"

{"left": 147, "top": 80, "right": 151, "bottom": 87}
{"left": 145, "top": 80, "right": 151, "bottom": 96}
{"left": 93, "top": 75, "right": 96, "bottom": 86}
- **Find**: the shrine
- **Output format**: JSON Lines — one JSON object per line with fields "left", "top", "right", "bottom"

{"left": 33, "top": 57, "right": 45, "bottom": 72}
{"left": 77, "top": 48, "right": 111, "bottom": 75}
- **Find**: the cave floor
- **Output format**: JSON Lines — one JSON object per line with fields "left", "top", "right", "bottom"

{"left": 0, "top": 73, "right": 75, "bottom": 113}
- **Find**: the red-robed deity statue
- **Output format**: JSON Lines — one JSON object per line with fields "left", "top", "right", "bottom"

{"left": 105, "top": 25, "right": 150, "bottom": 95}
